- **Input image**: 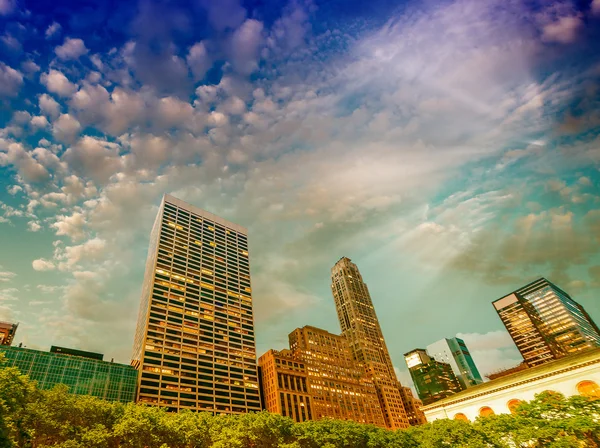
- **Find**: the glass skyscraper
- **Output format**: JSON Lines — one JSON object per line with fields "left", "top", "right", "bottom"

{"left": 0, "top": 345, "right": 137, "bottom": 402}
{"left": 426, "top": 337, "right": 483, "bottom": 388}
{"left": 404, "top": 348, "right": 463, "bottom": 406}
{"left": 331, "top": 257, "right": 410, "bottom": 429}
{"left": 493, "top": 278, "right": 600, "bottom": 367}
{"left": 132, "top": 194, "right": 261, "bottom": 413}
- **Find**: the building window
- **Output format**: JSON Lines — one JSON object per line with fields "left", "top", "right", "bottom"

{"left": 577, "top": 381, "right": 600, "bottom": 399}
{"left": 478, "top": 406, "right": 495, "bottom": 417}
{"left": 454, "top": 413, "right": 469, "bottom": 421}
{"left": 507, "top": 399, "right": 522, "bottom": 414}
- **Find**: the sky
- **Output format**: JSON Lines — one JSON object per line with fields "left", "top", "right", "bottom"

{"left": 0, "top": 0, "right": 600, "bottom": 391}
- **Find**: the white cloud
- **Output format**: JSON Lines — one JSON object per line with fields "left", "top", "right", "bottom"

{"left": 187, "top": 41, "right": 211, "bottom": 80}
{"left": 61, "top": 136, "right": 123, "bottom": 183}
{"left": 52, "top": 114, "right": 82, "bottom": 143}
{"left": 30, "top": 115, "right": 49, "bottom": 129}
{"left": 41, "top": 70, "right": 77, "bottom": 97}
{"left": 52, "top": 212, "right": 87, "bottom": 240}
{"left": 55, "top": 37, "right": 88, "bottom": 60}
{"left": 229, "top": 19, "right": 264, "bottom": 74}
{"left": 0, "top": 268, "right": 16, "bottom": 282}
{"left": 0, "top": 142, "right": 50, "bottom": 183}
{"left": 0, "top": 0, "right": 15, "bottom": 15}
{"left": 0, "top": 62, "right": 23, "bottom": 97}
{"left": 32, "top": 258, "right": 55, "bottom": 271}
{"left": 45, "top": 21, "right": 62, "bottom": 39}
{"left": 57, "top": 238, "right": 107, "bottom": 270}
{"left": 27, "top": 221, "right": 41, "bottom": 232}
{"left": 541, "top": 15, "right": 582, "bottom": 44}
{"left": 39, "top": 94, "right": 61, "bottom": 119}
{"left": 593, "top": 0, "right": 600, "bottom": 15}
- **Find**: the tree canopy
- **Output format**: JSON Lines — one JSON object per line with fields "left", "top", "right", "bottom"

{"left": 1, "top": 357, "right": 599, "bottom": 448}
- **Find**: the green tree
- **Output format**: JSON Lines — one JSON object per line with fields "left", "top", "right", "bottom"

{"left": 0, "top": 353, "right": 39, "bottom": 447}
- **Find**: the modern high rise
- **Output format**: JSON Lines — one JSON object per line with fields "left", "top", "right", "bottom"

{"left": 0, "top": 321, "right": 18, "bottom": 346}
{"left": 289, "top": 326, "right": 386, "bottom": 426}
{"left": 493, "top": 278, "right": 600, "bottom": 367}
{"left": 426, "top": 337, "right": 483, "bottom": 388}
{"left": 0, "top": 345, "right": 137, "bottom": 402}
{"left": 258, "top": 349, "right": 313, "bottom": 422}
{"left": 132, "top": 194, "right": 261, "bottom": 413}
{"left": 404, "top": 348, "right": 463, "bottom": 405}
{"left": 330, "top": 257, "right": 410, "bottom": 429}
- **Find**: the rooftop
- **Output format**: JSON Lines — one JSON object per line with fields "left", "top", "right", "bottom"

{"left": 422, "top": 348, "right": 600, "bottom": 410}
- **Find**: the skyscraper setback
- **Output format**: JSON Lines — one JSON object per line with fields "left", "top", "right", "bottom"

{"left": 493, "top": 278, "right": 600, "bottom": 367}
{"left": 132, "top": 194, "right": 261, "bottom": 413}
{"left": 331, "top": 257, "right": 410, "bottom": 429}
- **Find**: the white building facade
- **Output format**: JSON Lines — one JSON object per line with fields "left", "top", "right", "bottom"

{"left": 422, "top": 348, "right": 600, "bottom": 422}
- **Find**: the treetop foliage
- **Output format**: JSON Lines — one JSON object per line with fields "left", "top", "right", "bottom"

{"left": 1, "top": 357, "right": 599, "bottom": 448}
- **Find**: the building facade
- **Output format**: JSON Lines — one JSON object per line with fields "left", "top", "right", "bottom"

{"left": 0, "top": 321, "right": 18, "bottom": 346}
{"left": 427, "top": 337, "right": 483, "bottom": 388}
{"left": 0, "top": 345, "right": 137, "bottom": 402}
{"left": 493, "top": 278, "right": 600, "bottom": 367}
{"left": 330, "top": 257, "right": 410, "bottom": 429}
{"left": 289, "top": 326, "right": 387, "bottom": 426}
{"left": 422, "top": 348, "right": 600, "bottom": 422}
{"left": 258, "top": 349, "right": 313, "bottom": 422}
{"left": 405, "top": 349, "right": 463, "bottom": 406}
{"left": 131, "top": 194, "right": 261, "bottom": 414}
{"left": 399, "top": 386, "right": 427, "bottom": 426}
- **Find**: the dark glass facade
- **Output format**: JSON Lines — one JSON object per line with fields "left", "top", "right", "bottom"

{"left": 132, "top": 194, "right": 261, "bottom": 414}
{"left": 0, "top": 346, "right": 137, "bottom": 402}
{"left": 493, "top": 278, "right": 600, "bottom": 367}
{"left": 404, "top": 349, "right": 463, "bottom": 406}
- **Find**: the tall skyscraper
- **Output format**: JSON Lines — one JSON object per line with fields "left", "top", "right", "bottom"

{"left": 289, "top": 326, "right": 386, "bottom": 426}
{"left": 132, "top": 194, "right": 261, "bottom": 413}
{"left": 426, "top": 337, "right": 483, "bottom": 388}
{"left": 398, "top": 386, "right": 427, "bottom": 426}
{"left": 0, "top": 321, "right": 18, "bottom": 346}
{"left": 404, "top": 348, "right": 463, "bottom": 405}
{"left": 493, "top": 278, "right": 600, "bottom": 367}
{"left": 330, "top": 257, "right": 410, "bottom": 429}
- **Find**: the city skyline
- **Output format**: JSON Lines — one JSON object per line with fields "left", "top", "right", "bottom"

{"left": 1, "top": 0, "right": 600, "bottom": 398}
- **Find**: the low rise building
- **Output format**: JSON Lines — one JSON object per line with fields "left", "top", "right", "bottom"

{"left": 422, "top": 348, "right": 600, "bottom": 422}
{"left": 0, "top": 321, "right": 18, "bottom": 346}
{"left": 258, "top": 349, "right": 313, "bottom": 422}
{"left": 0, "top": 345, "right": 138, "bottom": 402}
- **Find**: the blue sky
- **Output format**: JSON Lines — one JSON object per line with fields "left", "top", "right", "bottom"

{"left": 1, "top": 0, "right": 600, "bottom": 389}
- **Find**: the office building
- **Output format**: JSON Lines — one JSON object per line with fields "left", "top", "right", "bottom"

{"left": 404, "top": 349, "right": 463, "bottom": 406}
{"left": 422, "top": 348, "right": 600, "bottom": 422}
{"left": 0, "top": 321, "right": 18, "bottom": 346}
{"left": 493, "top": 278, "right": 600, "bottom": 367}
{"left": 289, "top": 326, "right": 386, "bottom": 426}
{"left": 331, "top": 257, "right": 410, "bottom": 429}
{"left": 427, "top": 337, "right": 483, "bottom": 388}
{"left": 258, "top": 349, "right": 313, "bottom": 422}
{"left": 399, "top": 386, "right": 427, "bottom": 426}
{"left": 0, "top": 345, "right": 137, "bottom": 402}
{"left": 131, "top": 194, "right": 261, "bottom": 413}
